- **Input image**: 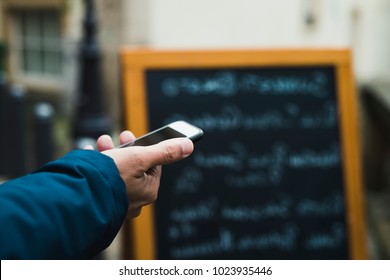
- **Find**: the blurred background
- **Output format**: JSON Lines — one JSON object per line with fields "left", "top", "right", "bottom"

{"left": 0, "top": 0, "right": 389, "bottom": 259}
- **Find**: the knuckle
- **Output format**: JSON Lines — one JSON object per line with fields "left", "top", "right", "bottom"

{"left": 163, "top": 144, "right": 177, "bottom": 163}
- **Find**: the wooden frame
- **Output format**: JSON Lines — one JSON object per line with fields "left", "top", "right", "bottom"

{"left": 120, "top": 49, "right": 367, "bottom": 260}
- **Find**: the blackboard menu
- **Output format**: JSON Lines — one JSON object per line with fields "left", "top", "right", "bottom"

{"left": 146, "top": 66, "right": 348, "bottom": 259}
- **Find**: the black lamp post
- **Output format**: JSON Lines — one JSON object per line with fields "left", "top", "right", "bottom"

{"left": 73, "top": 0, "right": 111, "bottom": 149}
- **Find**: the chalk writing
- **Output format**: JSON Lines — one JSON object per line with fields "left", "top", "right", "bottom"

{"left": 221, "top": 195, "right": 293, "bottom": 221}
{"left": 161, "top": 71, "right": 329, "bottom": 98}
{"left": 194, "top": 142, "right": 246, "bottom": 171}
{"left": 190, "top": 142, "right": 341, "bottom": 189}
{"left": 169, "top": 223, "right": 198, "bottom": 240}
{"left": 225, "top": 170, "right": 269, "bottom": 188}
{"left": 162, "top": 72, "right": 238, "bottom": 97}
{"left": 239, "top": 71, "right": 328, "bottom": 97}
{"left": 164, "top": 102, "right": 336, "bottom": 132}
{"left": 288, "top": 143, "right": 340, "bottom": 169}
{"left": 170, "top": 229, "right": 235, "bottom": 259}
{"left": 296, "top": 193, "right": 344, "bottom": 217}
{"left": 305, "top": 223, "right": 345, "bottom": 250}
{"left": 299, "top": 102, "right": 337, "bottom": 129}
{"left": 237, "top": 224, "right": 299, "bottom": 252}
{"left": 170, "top": 198, "right": 218, "bottom": 223}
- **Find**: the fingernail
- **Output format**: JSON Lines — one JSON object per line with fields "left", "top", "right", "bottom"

{"left": 180, "top": 138, "right": 193, "bottom": 156}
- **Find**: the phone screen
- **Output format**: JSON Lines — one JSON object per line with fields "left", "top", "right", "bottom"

{"left": 133, "top": 126, "right": 186, "bottom": 146}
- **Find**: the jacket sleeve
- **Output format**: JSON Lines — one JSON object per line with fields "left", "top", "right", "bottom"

{"left": 0, "top": 150, "right": 129, "bottom": 260}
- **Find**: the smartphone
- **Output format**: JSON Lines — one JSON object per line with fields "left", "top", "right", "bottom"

{"left": 117, "top": 120, "right": 204, "bottom": 148}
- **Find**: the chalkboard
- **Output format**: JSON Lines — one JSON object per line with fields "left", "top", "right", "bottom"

{"left": 121, "top": 49, "right": 366, "bottom": 260}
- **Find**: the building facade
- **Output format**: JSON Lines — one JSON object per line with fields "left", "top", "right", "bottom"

{"left": 0, "top": 0, "right": 132, "bottom": 124}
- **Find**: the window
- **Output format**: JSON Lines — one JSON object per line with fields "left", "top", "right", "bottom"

{"left": 15, "top": 10, "right": 62, "bottom": 77}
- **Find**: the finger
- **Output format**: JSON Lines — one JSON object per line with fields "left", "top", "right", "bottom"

{"left": 97, "top": 135, "right": 115, "bottom": 152}
{"left": 83, "top": 145, "right": 94, "bottom": 150}
{"left": 135, "top": 138, "right": 194, "bottom": 170}
{"left": 119, "top": 130, "right": 136, "bottom": 145}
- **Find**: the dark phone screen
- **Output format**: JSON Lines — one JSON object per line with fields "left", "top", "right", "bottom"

{"left": 133, "top": 127, "right": 186, "bottom": 146}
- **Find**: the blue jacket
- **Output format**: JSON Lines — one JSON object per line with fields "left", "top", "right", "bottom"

{"left": 0, "top": 150, "right": 128, "bottom": 259}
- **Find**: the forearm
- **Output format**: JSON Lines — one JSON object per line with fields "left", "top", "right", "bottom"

{"left": 0, "top": 150, "right": 128, "bottom": 259}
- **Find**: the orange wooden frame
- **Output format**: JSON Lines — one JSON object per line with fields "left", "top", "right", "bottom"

{"left": 120, "top": 49, "right": 367, "bottom": 260}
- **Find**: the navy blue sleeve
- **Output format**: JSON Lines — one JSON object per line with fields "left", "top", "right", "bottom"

{"left": 0, "top": 150, "right": 129, "bottom": 259}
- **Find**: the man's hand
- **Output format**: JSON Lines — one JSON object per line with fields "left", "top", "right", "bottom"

{"left": 95, "top": 131, "right": 194, "bottom": 218}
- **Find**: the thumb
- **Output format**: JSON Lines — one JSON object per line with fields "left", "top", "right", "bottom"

{"left": 138, "top": 137, "right": 194, "bottom": 169}
{"left": 102, "top": 137, "right": 194, "bottom": 176}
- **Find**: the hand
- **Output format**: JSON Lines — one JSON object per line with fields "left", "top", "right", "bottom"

{"left": 94, "top": 131, "right": 194, "bottom": 218}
